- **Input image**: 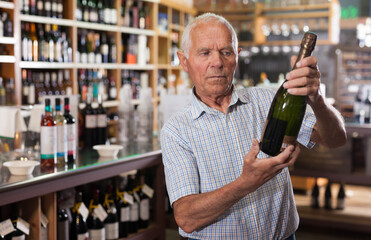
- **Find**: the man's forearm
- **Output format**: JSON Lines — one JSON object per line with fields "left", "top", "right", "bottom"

{"left": 310, "top": 96, "right": 347, "bottom": 148}
{"left": 173, "top": 176, "right": 246, "bottom": 234}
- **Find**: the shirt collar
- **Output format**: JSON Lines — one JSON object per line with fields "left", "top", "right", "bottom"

{"left": 190, "top": 85, "right": 250, "bottom": 119}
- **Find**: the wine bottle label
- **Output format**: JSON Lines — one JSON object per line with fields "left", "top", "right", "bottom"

{"left": 104, "top": 9, "right": 111, "bottom": 24}
{"left": 140, "top": 199, "right": 150, "bottom": 221}
{"left": 27, "top": 39, "right": 33, "bottom": 61}
{"left": 123, "top": 192, "right": 134, "bottom": 205}
{"left": 0, "top": 219, "right": 15, "bottom": 236}
{"left": 57, "top": 124, "right": 68, "bottom": 156}
{"left": 260, "top": 117, "right": 287, "bottom": 156}
{"left": 88, "top": 52, "right": 95, "bottom": 64}
{"left": 94, "top": 204, "right": 108, "bottom": 222}
{"left": 37, "top": 1, "right": 43, "bottom": 11}
{"left": 52, "top": 2, "right": 57, "bottom": 12}
{"left": 120, "top": 207, "right": 130, "bottom": 222}
{"left": 79, "top": 202, "right": 89, "bottom": 220}
{"left": 81, "top": 52, "right": 88, "bottom": 63}
{"left": 111, "top": 9, "right": 117, "bottom": 24}
{"left": 105, "top": 222, "right": 119, "bottom": 239}
{"left": 17, "top": 218, "right": 30, "bottom": 235}
{"left": 77, "top": 232, "right": 89, "bottom": 240}
{"left": 75, "top": 8, "right": 82, "bottom": 21}
{"left": 110, "top": 87, "right": 117, "bottom": 99}
{"left": 58, "top": 3, "right": 63, "bottom": 14}
{"left": 22, "top": 38, "right": 28, "bottom": 60}
{"left": 28, "top": 85, "right": 35, "bottom": 104}
{"left": 67, "top": 123, "right": 76, "bottom": 154}
{"left": 85, "top": 114, "right": 97, "bottom": 128}
{"left": 102, "top": 44, "right": 109, "bottom": 55}
{"left": 11, "top": 235, "right": 25, "bottom": 240}
{"left": 40, "top": 212, "right": 49, "bottom": 228}
{"left": 130, "top": 203, "right": 139, "bottom": 221}
{"left": 44, "top": 2, "right": 51, "bottom": 11}
{"left": 23, "top": 85, "right": 29, "bottom": 96}
{"left": 55, "top": 41, "right": 62, "bottom": 62}
{"left": 97, "top": 114, "right": 107, "bottom": 128}
{"left": 89, "top": 228, "right": 105, "bottom": 240}
{"left": 40, "top": 126, "right": 57, "bottom": 159}
{"left": 141, "top": 185, "right": 153, "bottom": 198}
{"left": 49, "top": 40, "right": 54, "bottom": 61}
{"left": 95, "top": 53, "right": 102, "bottom": 64}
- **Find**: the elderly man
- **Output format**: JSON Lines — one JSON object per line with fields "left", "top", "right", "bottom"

{"left": 161, "top": 13, "right": 346, "bottom": 240}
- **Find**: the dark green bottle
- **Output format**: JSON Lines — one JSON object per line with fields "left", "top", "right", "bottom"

{"left": 260, "top": 32, "right": 317, "bottom": 156}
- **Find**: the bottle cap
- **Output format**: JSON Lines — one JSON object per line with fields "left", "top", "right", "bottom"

{"left": 301, "top": 32, "right": 317, "bottom": 52}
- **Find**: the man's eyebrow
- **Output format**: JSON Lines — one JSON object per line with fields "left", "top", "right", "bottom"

{"left": 196, "top": 48, "right": 210, "bottom": 53}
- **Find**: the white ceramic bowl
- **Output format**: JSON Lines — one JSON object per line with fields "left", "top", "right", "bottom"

{"left": 3, "top": 160, "right": 40, "bottom": 176}
{"left": 93, "top": 145, "right": 123, "bottom": 158}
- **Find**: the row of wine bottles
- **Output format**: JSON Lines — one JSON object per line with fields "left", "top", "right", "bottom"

{"left": 0, "top": 169, "right": 154, "bottom": 240}
{"left": 21, "top": 69, "right": 73, "bottom": 105}
{"left": 40, "top": 97, "right": 77, "bottom": 173}
{"left": 57, "top": 170, "right": 154, "bottom": 240}
{"left": 311, "top": 180, "right": 346, "bottom": 210}
{"left": 353, "top": 87, "right": 371, "bottom": 124}
{"left": 21, "top": 22, "right": 73, "bottom": 63}
{"left": 20, "top": 0, "right": 64, "bottom": 18}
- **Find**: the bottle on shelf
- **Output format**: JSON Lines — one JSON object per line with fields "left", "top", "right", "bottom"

{"left": 38, "top": 24, "right": 48, "bottom": 62}
{"left": 109, "top": 35, "right": 117, "bottom": 63}
{"left": 30, "top": 23, "right": 38, "bottom": 62}
{"left": 3, "top": 12, "right": 13, "bottom": 37}
{"left": 100, "top": 33, "right": 109, "bottom": 63}
{"left": 136, "top": 73, "right": 153, "bottom": 142}
{"left": 64, "top": 69, "right": 73, "bottom": 95}
{"left": 76, "top": 0, "right": 83, "bottom": 21}
{"left": 45, "top": 24, "right": 55, "bottom": 62}
{"left": 53, "top": 24, "right": 63, "bottom": 63}
{"left": 96, "top": 94, "right": 107, "bottom": 145}
{"left": 57, "top": 70, "right": 65, "bottom": 95}
{"left": 324, "top": 181, "right": 332, "bottom": 210}
{"left": 87, "top": 186, "right": 106, "bottom": 239}
{"left": 336, "top": 183, "right": 346, "bottom": 210}
{"left": 37, "top": 0, "right": 44, "bottom": 16}
{"left": 88, "top": 0, "right": 98, "bottom": 23}
{"left": 63, "top": 97, "right": 76, "bottom": 167}
{"left": 30, "top": 0, "right": 37, "bottom": 15}
{"left": 82, "top": 0, "right": 89, "bottom": 22}
{"left": 22, "top": 0, "right": 30, "bottom": 14}
{"left": 22, "top": 69, "right": 29, "bottom": 105}
{"left": 22, "top": 22, "right": 30, "bottom": 61}
{"left": 83, "top": 94, "right": 97, "bottom": 149}
{"left": 260, "top": 32, "right": 317, "bottom": 156}
{"left": 116, "top": 176, "right": 130, "bottom": 238}
{"left": 9, "top": 204, "right": 28, "bottom": 239}
{"left": 44, "top": 0, "right": 52, "bottom": 17}
{"left": 52, "top": 0, "right": 58, "bottom": 18}
{"left": 5, "top": 78, "right": 15, "bottom": 106}
{"left": 28, "top": 70, "right": 36, "bottom": 105}
{"left": 118, "top": 82, "right": 134, "bottom": 143}
{"left": 40, "top": 98, "right": 57, "bottom": 173}
{"left": 57, "top": 207, "right": 69, "bottom": 240}
{"left": 0, "top": 77, "right": 6, "bottom": 106}
{"left": 138, "top": 171, "right": 150, "bottom": 229}
{"left": 110, "top": 0, "right": 117, "bottom": 25}
{"left": 103, "top": 183, "right": 119, "bottom": 240}
{"left": 94, "top": 32, "right": 102, "bottom": 64}
{"left": 310, "top": 178, "right": 319, "bottom": 209}
{"left": 108, "top": 77, "right": 117, "bottom": 101}
{"left": 364, "top": 89, "right": 371, "bottom": 124}
{"left": 127, "top": 173, "right": 139, "bottom": 234}
{"left": 55, "top": 97, "right": 68, "bottom": 170}
{"left": 57, "top": 0, "right": 63, "bottom": 18}
{"left": 70, "top": 189, "right": 89, "bottom": 240}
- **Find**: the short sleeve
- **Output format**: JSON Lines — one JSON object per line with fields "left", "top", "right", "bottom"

{"left": 161, "top": 123, "right": 200, "bottom": 206}
{"left": 297, "top": 108, "right": 316, "bottom": 149}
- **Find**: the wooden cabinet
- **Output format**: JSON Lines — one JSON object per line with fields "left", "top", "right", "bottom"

{"left": 0, "top": 142, "right": 165, "bottom": 239}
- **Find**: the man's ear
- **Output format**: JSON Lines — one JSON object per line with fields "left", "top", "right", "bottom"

{"left": 177, "top": 51, "right": 189, "bottom": 72}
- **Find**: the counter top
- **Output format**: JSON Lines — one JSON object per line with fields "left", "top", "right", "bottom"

{"left": 0, "top": 140, "right": 162, "bottom": 206}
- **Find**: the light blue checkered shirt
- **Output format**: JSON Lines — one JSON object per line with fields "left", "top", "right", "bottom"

{"left": 161, "top": 86, "right": 316, "bottom": 239}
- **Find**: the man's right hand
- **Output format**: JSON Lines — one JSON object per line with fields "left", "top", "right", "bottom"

{"left": 237, "top": 139, "right": 300, "bottom": 195}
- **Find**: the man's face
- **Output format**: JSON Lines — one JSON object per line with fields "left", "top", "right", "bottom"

{"left": 178, "top": 22, "right": 239, "bottom": 99}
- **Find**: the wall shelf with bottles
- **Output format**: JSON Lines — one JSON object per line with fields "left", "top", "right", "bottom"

{"left": 195, "top": 0, "right": 340, "bottom": 46}
{"left": 19, "top": 14, "right": 75, "bottom": 26}
{"left": 19, "top": 62, "right": 75, "bottom": 69}
{"left": 0, "top": 55, "right": 16, "bottom": 63}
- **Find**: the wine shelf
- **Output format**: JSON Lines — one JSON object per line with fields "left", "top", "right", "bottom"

{"left": 19, "top": 14, "right": 75, "bottom": 27}
{"left": 0, "top": 36, "right": 16, "bottom": 44}
{"left": 0, "top": 0, "right": 14, "bottom": 9}
{"left": 19, "top": 61, "right": 75, "bottom": 69}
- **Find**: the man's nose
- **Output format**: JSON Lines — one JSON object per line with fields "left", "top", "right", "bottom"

{"left": 210, "top": 52, "right": 223, "bottom": 68}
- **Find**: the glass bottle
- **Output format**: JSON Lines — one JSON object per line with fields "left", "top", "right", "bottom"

{"left": 40, "top": 98, "right": 57, "bottom": 173}
{"left": 0, "top": 77, "right": 5, "bottom": 106}
{"left": 55, "top": 98, "right": 68, "bottom": 170}
{"left": 103, "top": 183, "right": 119, "bottom": 240}
{"left": 29, "top": 23, "right": 38, "bottom": 61}
{"left": 87, "top": 187, "right": 106, "bottom": 239}
{"left": 116, "top": 176, "right": 129, "bottom": 238}
{"left": 96, "top": 94, "right": 107, "bottom": 145}
{"left": 70, "top": 190, "right": 89, "bottom": 240}
{"left": 63, "top": 97, "right": 77, "bottom": 167}
{"left": 83, "top": 94, "right": 97, "bottom": 149}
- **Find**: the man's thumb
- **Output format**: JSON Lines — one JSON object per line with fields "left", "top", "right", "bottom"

{"left": 248, "top": 139, "right": 260, "bottom": 157}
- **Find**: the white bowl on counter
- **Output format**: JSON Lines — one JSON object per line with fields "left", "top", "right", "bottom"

{"left": 3, "top": 160, "right": 40, "bottom": 176}
{"left": 93, "top": 145, "right": 123, "bottom": 158}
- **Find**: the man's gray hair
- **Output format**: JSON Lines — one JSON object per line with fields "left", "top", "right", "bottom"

{"left": 181, "top": 13, "right": 238, "bottom": 58}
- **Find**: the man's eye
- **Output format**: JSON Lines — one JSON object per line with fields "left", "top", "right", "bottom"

{"left": 222, "top": 51, "right": 232, "bottom": 56}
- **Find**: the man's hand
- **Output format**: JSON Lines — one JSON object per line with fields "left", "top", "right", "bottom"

{"left": 237, "top": 139, "right": 300, "bottom": 194}
{"left": 283, "top": 55, "right": 322, "bottom": 106}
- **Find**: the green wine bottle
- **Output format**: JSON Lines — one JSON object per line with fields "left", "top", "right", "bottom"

{"left": 260, "top": 32, "right": 317, "bottom": 156}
